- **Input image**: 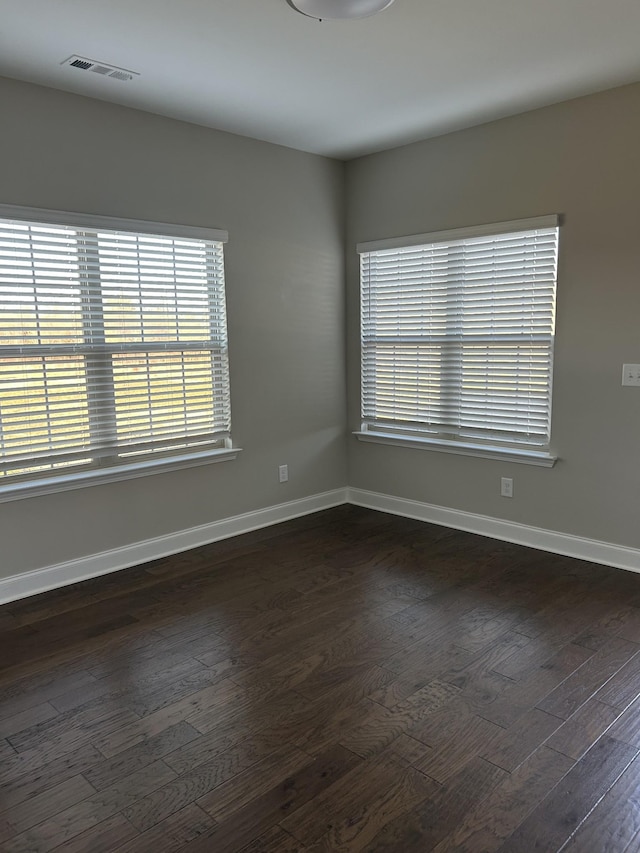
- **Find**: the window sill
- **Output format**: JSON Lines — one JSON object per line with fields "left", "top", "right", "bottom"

{"left": 353, "top": 431, "right": 557, "bottom": 468}
{"left": 0, "top": 447, "right": 242, "bottom": 504}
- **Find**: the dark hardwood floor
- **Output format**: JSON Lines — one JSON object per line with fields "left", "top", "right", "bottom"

{"left": 3, "top": 505, "right": 640, "bottom": 851}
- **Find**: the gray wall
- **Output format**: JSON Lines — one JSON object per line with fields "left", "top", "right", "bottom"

{"left": 0, "top": 77, "right": 347, "bottom": 578}
{"left": 346, "top": 83, "right": 640, "bottom": 549}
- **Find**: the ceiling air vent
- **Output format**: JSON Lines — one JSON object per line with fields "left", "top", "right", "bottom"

{"left": 62, "top": 55, "right": 139, "bottom": 82}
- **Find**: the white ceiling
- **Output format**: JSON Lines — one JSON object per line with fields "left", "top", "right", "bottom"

{"left": 2, "top": 0, "right": 640, "bottom": 159}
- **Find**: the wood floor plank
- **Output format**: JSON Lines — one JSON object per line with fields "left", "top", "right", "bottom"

{"left": 367, "top": 670, "right": 435, "bottom": 709}
{"left": 231, "top": 605, "right": 403, "bottom": 688}
{"left": 45, "top": 813, "right": 139, "bottom": 853}
{"left": 480, "top": 707, "right": 563, "bottom": 771}
{"left": 83, "top": 720, "right": 200, "bottom": 790}
{"left": 106, "top": 803, "right": 216, "bottom": 853}
{"left": 0, "top": 650, "right": 79, "bottom": 693}
{"left": 480, "top": 642, "right": 596, "bottom": 728}
{"left": 0, "top": 741, "right": 102, "bottom": 788}
{"left": 196, "top": 744, "right": 312, "bottom": 822}
{"left": 49, "top": 654, "right": 211, "bottom": 715}
{"left": 449, "top": 603, "right": 527, "bottom": 655}
{"left": 236, "top": 826, "right": 308, "bottom": 853}
{"left": 413, "top": 711, "right": 503, "bottom": 783}
{"left": 123, "top": 733, "right": 299, "bottom": 831}
{"left": 339, "top": 679, "right": 460, "bottom": 759}
{"left": 561, "top": 756, "right": 640, "bottom": 852}
{"left": 364, "top": 756, "right": 507, "bottom": 852}
{"left": 430, "top": 746, "right": 574, "bottom": 853}
{"left": 498, "top": 736, "right": 639, "bottom": 852}
{"left": 127, "top": 664, "right": 238, "bottom": 718}
{"left": 615, "top": 607, "right": 640, "bottom": 644}
{"left": 280, "top": 750, "right": 436, "bottom": 847}
{"left": 0, "top": 743, "right": 103, "bottom": 811}
{"left": 607, "top": 695, "right": 640, "bottom": 748}
{"left": 0, "top": 700, "right": 60, "bottom": 739}
{"left": 0, "top": 736, "right": 16, "bottom": 759}
{"left": 537, "top": 637, "right": 640, "bottom": 720}
{"left": 0, "top": 774, "right": 96, "bottom": 843}
{"left": 294, "top": 662, "right": 396, "bottom": 705}
{"left": 491, "top": 635, "right": 557, "bottom": 681}
{"left": 2, "top": 760, "right": 176, "bottom": 853}
{"left": 545, "top": 697, "right": 621, "bottom": 760}
{"left": 7, "top": 697, "right": 141, "bottom": 754}
{"left": 84, "top": 638, "right": 217, "bottom": 682}
{"left": 189, "top": 686, "right": 312, "bottom": 743}
{"left": 513, "top": 583, "right": 614, "bottom": 643}
{"left": 93, "top": 679, "right": 245, "bottom": 757}
{"left": 161, "top": 716, "right": 253, "bottom": 776}
{"left": 293, "top": 697, "right": 376, "bottom": 757}
{"left": 572, "top": 603, "right": 640, "bottom": 651}
{"left": 380, "top": 640, "right": 473, "bottom": 692}
{"left": 386, "top": 732, "right": 433, "bottom": 765}
{"left": 178, "top": 745, "right": 361, "bottom": 853}
{"left": 382, "top": 600, "right": 484, "bottom": 675}
{"left": 0, "top": 614, "right": 140, "bottom": 673}
{"left": 597, "top": 653, "right": 640, "bottom": 710}
{"left": 440, "top": 629, "right": 532, "bottom": 693}
{"left": 231, "top": 617, "right": 403, "bottom": 699}
{"left": 304, "top": 760, "right": 437, "bottom": 852}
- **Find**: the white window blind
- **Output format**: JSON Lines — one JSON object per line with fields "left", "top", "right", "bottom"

{"left": 0, "top": 206, "right": 231, "bottom": 482}
{"left": 359, "top": 216, "right": 559, "bottom": 449}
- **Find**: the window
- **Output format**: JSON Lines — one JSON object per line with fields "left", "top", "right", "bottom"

{"left": 357, "top": 216, "right": 559, "bottom": 464}
{"left": 0, "top": 205, "right": 233, "bottom": 493}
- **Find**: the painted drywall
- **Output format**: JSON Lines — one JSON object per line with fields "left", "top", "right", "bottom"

{"left": 0, "top": 77, "right": 347, "bottom": 578}
{"left": 346, "top": 83, "right": 640, "bottom": 550}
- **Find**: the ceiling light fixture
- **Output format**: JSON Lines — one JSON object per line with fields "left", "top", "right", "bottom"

{"left": 287, "top": 0, "right": 395, "bottom": 21}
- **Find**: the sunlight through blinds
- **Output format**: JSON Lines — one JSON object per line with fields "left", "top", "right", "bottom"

{"left": 0, "top": 209, "right": 231, "bottom": 480}
{"left": 359, "top": 217, "right": 559, "bottom": 448}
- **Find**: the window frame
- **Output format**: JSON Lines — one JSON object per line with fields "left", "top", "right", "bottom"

{"left": 0, "top": 204, "right": 239, "bottom": 503}
{"left": 355, "top": 215, "right": 559, "bottom": 467}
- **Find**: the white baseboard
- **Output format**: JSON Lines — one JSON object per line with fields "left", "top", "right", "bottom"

{"left": 3, "top": 485, "right": 640, "bottom": 605}
{"left": 0, "top": 488, "right": 349, "bottom": 604}
{"left": 347, "top": 487, "right": 640, "bottom": 575}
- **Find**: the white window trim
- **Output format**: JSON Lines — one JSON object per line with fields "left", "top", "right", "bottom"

{"left": 0, "top": 204, "right": 228, "bottom": 244}
{"left": 358, "top": 214, "right": 559, "bottom": 458}
{"left": 354, "top": 430, "right": 556, "bottom": 467}
{"left": 356, "top": 214, "right": 558, "bottom": 254}
{"left": 0, "top": 445, "right": 241, "bottom": 504}
{"left": 0, "top": 204, "right": 234, "bottom": 499}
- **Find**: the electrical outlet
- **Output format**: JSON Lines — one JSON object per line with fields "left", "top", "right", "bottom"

{"left": 278, "top": 464, "right": 289, "bottom": 483}
{"left": 622, "top": 364, "right": 640, "bottom": 386}
{"left": 501, "top": 477, "right": 513, "bottom": 498}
